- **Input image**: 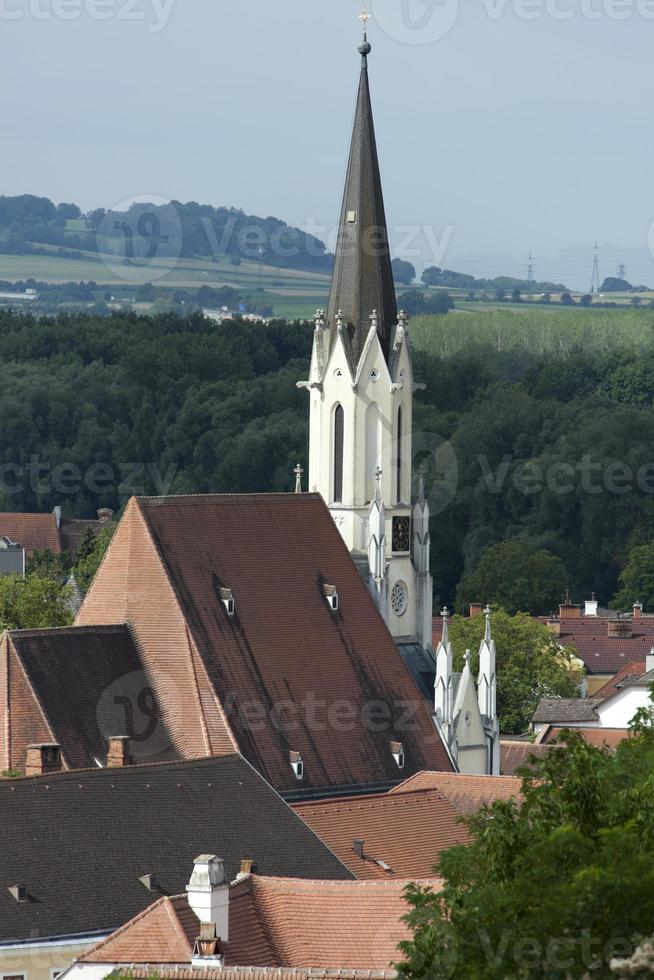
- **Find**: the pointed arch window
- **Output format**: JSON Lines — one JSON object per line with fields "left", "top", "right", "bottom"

{"left": 396, "top": 405, "right": 404, "bottom": 504}
{"left": 333, "top": 404, "right": 344, "bottom": 503}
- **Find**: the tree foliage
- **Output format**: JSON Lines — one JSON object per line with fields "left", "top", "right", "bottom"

{"left": 397, "top": 704, "right": 654, "bottom": 979}
{"left": 455, "top": 537, "right": 568, "bottom": 616}
{"left": 0, "top": 574, "right": 73, "bottom": 630}
{"left": 448, "top": 609, "right": 582, "bottom": 734}
{"left": 612, "top": 543, "right": 654, "bottom": 611}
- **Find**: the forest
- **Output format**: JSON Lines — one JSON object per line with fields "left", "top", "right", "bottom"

{"left": 2, "top": 306, "right": 654, "bottom": 611}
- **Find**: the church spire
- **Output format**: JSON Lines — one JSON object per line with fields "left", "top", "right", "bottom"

{"left": 326, "top": 15, "right": 398, "bottom": 365}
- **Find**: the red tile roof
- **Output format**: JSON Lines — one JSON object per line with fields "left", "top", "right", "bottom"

{"left": 80, "top": 494, "right": 453, "bottom": 794}
{"left": 540, "top": 727, "right": 632, "bottom": 748}
{"left": 124, "top": 970, "right": 396, "bottom": 980}
{"left": 82, "top": 875, "right": 440, "bottom": 972}
{"left": 294, "top": 789, "right": 469, "bottom": 879}
{"left": 0, "top": 512, "right": 61, "bottom": 556}
{"left": 500, "top": 740, "right": 551, "bottom": 775}
{"left": 593, "top": 661, "right": 647, "bottom": 700}
{"left": 433, "top": 615, "right": 654, "bottom": 676}
{"left": 389, "top": 771, "right": 521, "bottom": 815}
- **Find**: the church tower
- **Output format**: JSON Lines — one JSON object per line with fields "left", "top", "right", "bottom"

{"left": 299, "top": 19, "right": 432, "bottom": 650}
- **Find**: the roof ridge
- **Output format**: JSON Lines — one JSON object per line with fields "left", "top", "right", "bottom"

{"left": 0, "top": 751, "right": 242, "bottom": 784}
{"left": 9, "top": 623, "right": 130, "bottom": 637}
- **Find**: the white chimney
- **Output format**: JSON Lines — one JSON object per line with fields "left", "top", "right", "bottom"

{"left": 186, "top": 855, "right": 229, "bottom": 942}
{"left": 52, "top": 506, "right": 62, "bottom": 530}
{"left": 647, "top": 649, "right": 654, "bottom": 674}
{"left": 584, "top": 594, "right": 598, "bottom": 617}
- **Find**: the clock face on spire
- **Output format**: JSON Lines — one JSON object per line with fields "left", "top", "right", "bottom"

{"left": 392, "top": 516, "right": 411, "bottom": 553}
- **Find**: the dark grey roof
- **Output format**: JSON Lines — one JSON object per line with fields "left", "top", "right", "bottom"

{"left": 397, "top": 642, "right": 435, "bottom": 702}
{"left": 620, "top": 669, "right": 654, "bottom": 689}
{"left": 9, "top": 625, "right": 172, "bottom": 770}
{"left": 326, "top": 45, "right": 397, "bottom": 364}
{"left": 0, "top": 754, "right": 351, "bottom": 944}
{"left": 532, "top": 698, "right": 602, "bottom": 724}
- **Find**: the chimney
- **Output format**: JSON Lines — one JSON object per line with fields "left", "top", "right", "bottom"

{"left": 469, "top": 603, "right": 483, "bottom": 618}
{"left": 647, "top": 649, "right": 654, "bottom": 674}
{"left": 353, "top": 839, "right": 365, "bottom": 859}
{"left": 52, "top": 506, "right": 62, "bottom": 530}
{"left": 191, "top": 922, "right": 224, "bottom": 970}
{"left": 97, "top": 508, "right": 114, "bottom": 525}
{"left": 25, "top": 743, "right": 61, "bottom": 777}
{"left": 237, "top": 859, "right": 256, "bottom": 879}
{"left": 584, "top": 594, "right": 598, "bottom": 617}
{"left": 107, "top": 736, "right": 132, "bottom": 768}
{"left": 633, "top": 601, "right": 643, "bottom": 620}
{"left": 186, "top": 855, "right": 230, "bottom": 942}
{"left": 559, "top": 590, "right": 581, "bottom": 619}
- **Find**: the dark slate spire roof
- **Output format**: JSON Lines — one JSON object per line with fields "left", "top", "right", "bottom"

{"left": 327, "top": 38, "right": 398, "bottom": 365}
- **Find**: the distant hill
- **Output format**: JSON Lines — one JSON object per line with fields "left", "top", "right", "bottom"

{"left": 422, "top": 265, "right": 569, "bottom": 294}
{"left": 0, "top": 195, "right": 333, "bottom": 275}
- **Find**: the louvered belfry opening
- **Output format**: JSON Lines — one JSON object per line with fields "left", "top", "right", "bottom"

{"left": 326, "top": 44, "right": 398, "bottom": 365}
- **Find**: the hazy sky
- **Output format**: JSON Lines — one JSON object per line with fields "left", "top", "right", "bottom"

{"left": 3, "top": 0, "right": 654, "bottom": 288}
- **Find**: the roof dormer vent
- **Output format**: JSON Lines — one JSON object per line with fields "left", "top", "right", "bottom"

{"left": 220, "top": 587, "right": 235, "bottom": 617}
{"left": 8, "top": 884, "right": 27, "bottom": 902}
{"left": 139, "top": 872, "right": 159, "bottom": 892}
{"left": 390, "top": 741, "right": 405, "bottom": 769}
{"left": 290, "top": 750, "right": 304, "bottom": 781}
{"left": 323, "top": 584, "right": 339, "bottom": 612}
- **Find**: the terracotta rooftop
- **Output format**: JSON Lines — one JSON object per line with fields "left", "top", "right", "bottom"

{"left": 81, "top": 875, "right": 438, "bottom": 972}
{"left": 593, "top": 661, "right": 647, "bottom": 700}
{"left": 0, "top": 754, "right": 350, "bottom": 944}
{"left": 294, "top": 788, "right": 469, "bottom": 879}
{"left": 1, "top": 624, "right": 169, "bottom": 772}
{"left": 540, "top": 727, "right": 632, "bottom": 748}
{"left": 433, "top": 615, "right": 654, "bottom": 676}
{"left": 0, "top": 511, "right": 61, "bottom": 556}
{"left": 78, "top": 494, "right": 453, "bottom": 795}
{"left": 500, "top": 740, "right": 551, "bottom": 775}
{"left": 388, "top": 771, "right": 522, "bottom": 815}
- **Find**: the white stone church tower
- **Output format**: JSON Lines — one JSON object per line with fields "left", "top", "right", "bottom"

{"left": 299, "top": 27, "right": 432, "bottom": 652}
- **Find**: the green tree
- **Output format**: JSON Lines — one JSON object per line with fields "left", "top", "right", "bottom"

{"left": 511, "top": 287, "right": 521, "bottom": 303}
{"left": 580, "top": 293, "right": 593, "bottom": 307}
{"left": 73, "top": 525, "right": 115, "bottom": 591}
{"left": 613, "top": 543, "right": 654, "bottom": 611}
{"left": 456, "top": 537, "right": 568, "bottom": 616}
{"left": 448, "top": 608, "right": 582, "bottom": 733}
{"left": 0, "top": 574, "right": 73, "bottom": 630}
{"left": 397, "top": 706, "right": 654, "bottom": 979}
{"left": 392, "top": 258, "right": 416, "bottom": 285}
{"left": 27, "top": 548, "right": 71, "bottom": 581}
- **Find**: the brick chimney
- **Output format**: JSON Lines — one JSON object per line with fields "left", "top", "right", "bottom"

{"left": 559, "top": 590, "right": 581, "bottom": 619}
{"left": 25, "top": 743, "right": 61, "bottom": 777}
{"left": 608, "top": 620, "right": 632, "bottom": 638}
{"left": 633, "top": 601, "right": 643, "bottom": 620}
{"left": 107, "top": 736, "right": 132, "bottom": 768}
{"left": 469, "top": 603, "right": 483, "bottom": 618}
{"left": 186, "top": 855, "right": 230, "bottom": 942}
{"left": 97, "top": 508, "right": 114, "bottom": 525}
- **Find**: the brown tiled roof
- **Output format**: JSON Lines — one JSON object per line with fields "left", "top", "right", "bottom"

{"left": 593, "top": 661, "right": 646, "bottom": 700}
{"left": 0, "top": 754, "right": 351, "bottom": 944}
{"left": 5, "top": 624, "right": 169, "bottom": 771}
{"left": 540, "top": 726, "right": 632, "bottom": 748}
{"left": 388, "top": 771, "right": 521, "bottom": 815}
{"left": 500, "top": 740, "right": 551, "bottom": 775}
{"left": 80, "top": 895, "right": 198, "bottom": 963}
{"left": 434, "top": 615, "right": 654, "bottom": 675}
{"left": 532, "top": 698, "right": 602, "bottom": 724}
{"left": 80, "top": 494, "right": 452, "bottom": 795}
{"left": 0, "top": 512, "right": 61, "bottom": 556}
{"left": 83, "top": 876, "right": 439, "bottom": 972}
{"left": 294, "top": 790, "right": 468, "bottom": 879}
{"left": 59, "top": 517, "right": 110, "bottom": 554}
